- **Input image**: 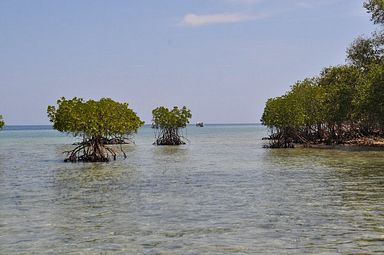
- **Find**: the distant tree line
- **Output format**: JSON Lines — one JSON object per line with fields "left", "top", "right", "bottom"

{"left": 261, "top": 0, "right": 384, "bottom": 148}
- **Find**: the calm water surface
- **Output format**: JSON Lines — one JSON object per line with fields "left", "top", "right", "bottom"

{"left": 0, "top": 125, "right": 384, "bottom": 254}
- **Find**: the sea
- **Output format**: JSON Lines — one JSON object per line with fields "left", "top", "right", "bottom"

{"left": 0, "top": 124, "right": 383, "bottom": 254}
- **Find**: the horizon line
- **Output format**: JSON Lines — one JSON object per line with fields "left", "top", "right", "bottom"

{"left": 2, "top": 122, "right": 262, "bottom": 127}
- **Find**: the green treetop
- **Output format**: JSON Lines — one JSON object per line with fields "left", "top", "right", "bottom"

{"left": 0, "top": 115, "right": 4, "bottom": 130}
{"left": 346, "top": 0, "right": 384, "bottom": 70}
{"left": 364, "top": 0, "right": 384, "bottom": 25}
{"left": 347, "top": 33, "right": 384, "bottom": 70}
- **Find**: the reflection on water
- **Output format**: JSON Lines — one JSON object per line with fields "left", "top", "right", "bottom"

{"left": 0, "top": 125, "right": 384, "bottom": 254}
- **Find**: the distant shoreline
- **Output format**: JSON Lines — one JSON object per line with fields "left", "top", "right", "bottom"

{"left": 2, "top": 125, "right": 53, "bottom": 131}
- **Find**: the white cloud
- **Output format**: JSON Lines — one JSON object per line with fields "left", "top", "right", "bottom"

{"left": 179, "top": 0, "right": 340, "bottom": 27}
{"left": 180, "top": 13, "right": 258, "bottom": 27}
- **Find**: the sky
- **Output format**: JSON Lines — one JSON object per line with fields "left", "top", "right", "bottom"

{"left": 0, "top": 0, "right": 376, "bottom": 125}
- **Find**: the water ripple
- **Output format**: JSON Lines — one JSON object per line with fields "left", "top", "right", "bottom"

{"left": 1, "top": 126, "right": 384, "bottom": 254}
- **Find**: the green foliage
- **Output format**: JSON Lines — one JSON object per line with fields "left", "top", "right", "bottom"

{"left": 261, "top": 95, "right": 300, "bottom": 129}
{"left": 347, "top": 33, "right": 384, "bottom": 69}
{"left": 261, "top": 79, "right": 325, "bottom": 130}
{"left": 261, "top": 62, "right": 384, "bottom": 146}
{"left": 347, "top": 36, "right": 378, "bottom": 69}
{"left": 364, "top": 0, "right": 384, "bottom": 25}
{"left": 47, "top": 97, "right": 144, "bottom": 161}
{"left": 48, "top": 97, "right": 144, "bottom": 139}
{"left": 261, "top": 96, "right": 288, "bottom": 129}
{"left": 152, "top": 106, "right": 192, "bottom": 130}
{"left": 261, "top": 79, "right": 327, "bottom": 147}
{"left": 347, "top": 1, "right": 384, "bottom": 69}
{"left": 318, "top": 65, "right": 362, "bottom": 125}
{"left": 360, "top": 64, "right": 384, "bottom": 126}
{"left": 289, "top": 78, "right": 325, "bottom": 127}
{"left": 152, "top": 106, "right": 192, "bottom": 145}
{"left": 261, "top": 62, "right": 384, "bottom": 143}
{"left": 0, "top": 115, "right": 4, "bottom": 130}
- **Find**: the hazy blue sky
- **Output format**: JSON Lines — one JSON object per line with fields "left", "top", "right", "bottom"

{"left": 0, "top": 0, "right": 375, "bottom": 124}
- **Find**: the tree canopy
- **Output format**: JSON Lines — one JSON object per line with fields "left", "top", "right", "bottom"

{"left": 152, "top": 106, "right": 192, "bottom": 145}
{"left": 364, "top": 0, "right": 384, "bottom": 25}
{"left": 346, "top": 1, "right": 384, "bottom": 69}
{"left": 47, "top": 97, "right": 144, "bottom": 162}
{"left": 0, "top": 115, "right": 4, "bottom": 130}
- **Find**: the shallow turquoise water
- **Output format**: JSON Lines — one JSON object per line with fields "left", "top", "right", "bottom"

{"left": 0, "top": 125, "right": 384, "bottom": 254}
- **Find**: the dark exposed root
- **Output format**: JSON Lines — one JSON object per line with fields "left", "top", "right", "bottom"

{"left": 264, "top": 139, "right": 295, "bottom": 149}
{"left": 73, "top": 137, "right": 131, "bottom": 145}
{"left": 154, "top": 136, "right": 186, "bottom": 145}
{"left": 153, "top": 128, "right": 188, "bottom": 146}
{"left": 263, "top": 128, "right": 308, "bottom": 148}
{"left": 64, "top": 137, "right": 120, "bottom": 162}
{"left": 263, "top": 125, "right": 384, "bottom": 149}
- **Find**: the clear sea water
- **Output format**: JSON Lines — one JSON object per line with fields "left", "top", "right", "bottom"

{"left": 0, "top": 124, "right": 384, "bottom": 254}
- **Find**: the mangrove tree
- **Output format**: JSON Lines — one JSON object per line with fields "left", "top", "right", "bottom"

{"left": 47, "top": 97, "right": 144, "bottom": 162}
{"left": 152, "top": 106, "right": 192, "bottom": 145}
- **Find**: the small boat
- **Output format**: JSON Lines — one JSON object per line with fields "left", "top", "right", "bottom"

{"left": 196, "top": 122, "right": 204, "bottom": 127}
